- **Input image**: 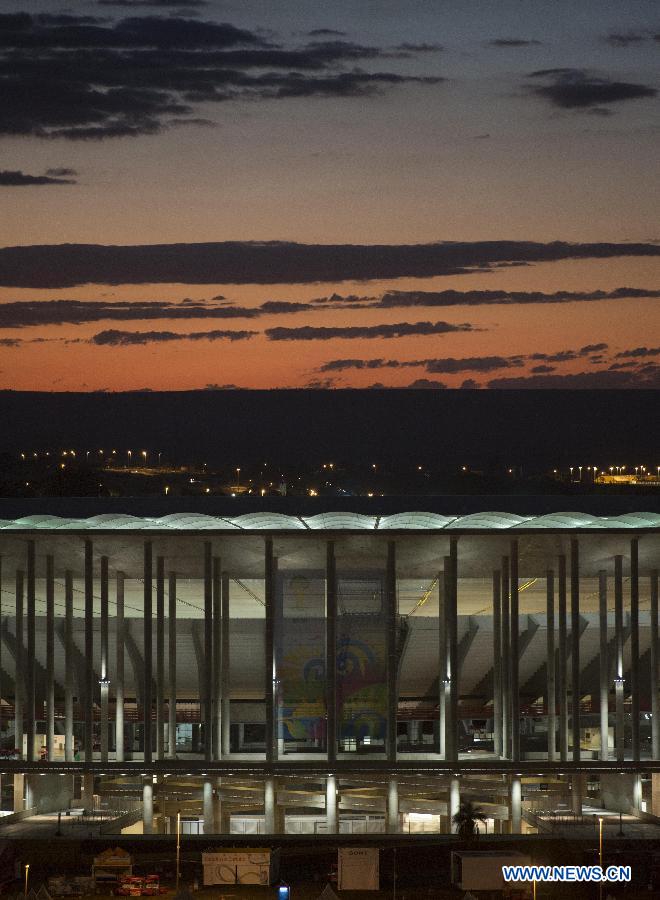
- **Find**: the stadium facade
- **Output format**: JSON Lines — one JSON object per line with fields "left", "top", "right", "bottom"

{"left": 0, "top": 502, "right": 659, "bottom": 836}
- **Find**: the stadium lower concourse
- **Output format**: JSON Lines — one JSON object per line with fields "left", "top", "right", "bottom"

{"left": 0, "top": 501, "right": 659, "bottom": 839}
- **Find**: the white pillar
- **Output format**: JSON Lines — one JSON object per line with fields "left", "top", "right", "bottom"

{"left": 264, "top": 777, "right": 276, "bottom": 833}
{"left": 571, "top": 774, "right": 583, "bottom": 815}
{"left": 168, "top": 572, "right": 177, "bottom": 759}
{"left": 203, "top": 779, "right": 214, "bottom": 834}
{"left": 82, "top": 773, "right": 94, "bottom": 813}
{"left": 326, "top": 775, "right": 337, "bottom": 833}
{"left": 387, "top": 778, "right": 398, "bottom": 833}
{"left": 449, "top": 776, "right": 460, "bottom": 833}
{"left": 511, "top": 776, "right": 522, "bottom": 834}
{"left": 651, "top": 571, "right": 659, "bottom": 759}
{"left": 599, "top": 570, "right": 609, "bottom": 761}
{"left": 142, "top": 781, "right": 154, "bottom": 834}
{"left": 115, "top": 572, "right": 125, "bottom": 762}
{"left": 633, "top": 774, "right": 642, "bottom": 812}
{"left": 64, "top": 571, "right": 74, "bottom": 762}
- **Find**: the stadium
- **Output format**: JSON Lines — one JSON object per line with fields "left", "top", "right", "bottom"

{"left": 0, "top": 499, "right": 659, "bottom": 839}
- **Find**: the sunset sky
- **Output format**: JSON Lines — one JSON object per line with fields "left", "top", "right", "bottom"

{"left": 1, "top": 0, "right": 659, "bottom": 391}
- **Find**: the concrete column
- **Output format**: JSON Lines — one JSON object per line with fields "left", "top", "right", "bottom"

{"left": 156, "top": 556, "right": 165, "bottom": 761}
{"left": 630, "top": 539, "right": 640, "bottom": 761}
{"left": 143, "top": 541, "right": 153, "bottom": 764}
{"left": 614, "top": 555, "right": 625, "bottom": 762}
{"left": 571, "top": 774, "right": 583, "bottom": 815}
{"left": 13, "top": 773, "right": 25, "bottom": 812}
{"left": 64, "top": 571, "right": 74, "bottom": 762}
{"left": 265, "top": 538, "right": 275, "bottom": 763}
{"left": 46, "top": 555, "right": 55, "bottom": 761}
{"left": 116, "top": 572, "right": 125, "bottom": 763}
{"left": 84, "top": 540, "right": 94, "bottom": 763}
{"left": 221, "top": 571, "right": 231, "bottom": 757}
{"left": 449, "top": 777, "right": 460, "bottom": 834}
{"left": 14, "top": 571, "right": 24, "bottom": 759}
{"left": 546, "top": 569, "right": 556, "bottom": 761}
{"left": 387, "top": 778, "right": 399, "bottom": 833}
{"left": 0, "top": 556, "right": 2, "bottom": 726}
{"left": 264, "top": 777, "right": 276, "bottom": 833}
{"left": 492, "top": 570, "right": 503, "bottom": 757}
{"left": 651, "top": 571, "right": 659, "bottom": 760}
{"left": 511, "top": 776, "right": 522, "bottom": 834}
{"left": 213, "top": 776, "right": 222, "bottom": 832}
{"left": 633, "top": 774, "right": 642, "bottom": 812}
{"left": 386, "top": 541, "right": 397, "bottom": 763}
{"left": 501, "top": 557, "right": 510, "bottom": 758}
{"left": 168, "top": 572, "right": 177, "bottom": 759}
{"left": 326, "top": 543, "right": 337, "bottom": 762}
{"left": 82, "top": 773, "right": 94, "bottom": 813}
{"left": 598, "top": 570, "right": 609, "bottom": 761}
{"left": 570, "top": 538, "right": 580, "bottom": 762}
{"left": 557, "top": 554, "right": 568, "bottom": 760}
{"left": 212, "top": 557, "right": 222, "bottom": 760}
{"left": 100, "top": 556, "right": 109, "bottom": 763}
{"left": 142, "top": 780, "right": 153, "bottom": 834}
{"left": 26, "top": 540, "right": 35, "bottom": 762}
{"left": 326, "top": 775, "right": 337, "bottom": 833}
{"left": 203, "top": 779, "right": 214, "bottom": 834}
{"left": 510, "top": 541, "right": 520, "bottom": 761}
{"left": 449, "top": 539, "right": 458, "bottom": 761}
{"left": 203, "top": 542, "right": 213, "bottom": 762}
{"left": 438, "top": 568, "right": 446, "bottom": 757}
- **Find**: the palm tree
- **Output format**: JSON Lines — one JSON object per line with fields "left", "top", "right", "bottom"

{"left": 452, "top": 800, "right": 488, "bottom": 838}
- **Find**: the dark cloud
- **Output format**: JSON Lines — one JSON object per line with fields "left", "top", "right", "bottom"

{"left": 1, "top": 241, "right": 659, "bottom": 288}
{"left": 99, "top": 0, "right": 208, "bottom": 6}
{"left": 90, "top": 327, "right": 257, "bottom": 345}
{"left": 531, "top": 364, "right": 556, "bottom": 373}
{"left": 44, "top": 167, "right": 78, "bottom": 177}
{"left": 488, "top": 38, "right": 542, "bottom": 47}
{"left": 393, "top": 43, "right": 444, "bottom": 52}
{"left": 405, "top": 379, "right": 448, "bottom": 389}
{"left": 615, "top": 345, "right": 660, "bottom": 358}
{"left": 488, "top": 366, "right": 660, "bottom": 389}
{"left": 265, "top": 321, "right": 475, "bottom": 341}
{"left": 0, "top": 298, "right": 263, "bottom": 328}
{"left": 605, "top": 32, "right": 646, "bottom": 47}
{"left": 377, "top": 287, "right": 660, "bottom": 308}
{"left": 425, "top": 355, "right": 523, "bottom": 373}
{"left": 0, "top": 14, "right": 443, "bottom": 139}
{"left": 0, "top": 338, "right": 22, "bottom": 347}
{"left": 0, "top": 168, "right": 77, "bottom": 185}
{"left": 307, "top": 29, "right": 347, "bottom": 38}
{"left": 528, "top": 68, "right": 657, "bottom": 109}
{"left": 460, "top": 379, "right": 480, "bottom": 389}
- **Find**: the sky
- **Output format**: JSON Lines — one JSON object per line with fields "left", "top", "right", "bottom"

{"left": 0, "top": 0, "right": 659, "bottom": 391}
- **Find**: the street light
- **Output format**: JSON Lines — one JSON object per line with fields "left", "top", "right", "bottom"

{"left": 176, "top": 810, "right": 181, "bottom": 890}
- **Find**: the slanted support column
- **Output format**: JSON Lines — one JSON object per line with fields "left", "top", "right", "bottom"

{"left": 449, "top": 777, "right": 460, "bottom": 834}
{"left": 265, "top": 538, "right": 275, "bottom": 763}
{"left": 387, "top": 778, "right": 399, "bottom": 833}
{"left": 221, "top": 571, "right": 231, "bottom": 757}
{"left": 510, "top": 541, "right": 520, "bottom": 761}
{"left": 143, "top": 541, "right": 153, "bottom": 765}
{"left": 386, "top": 541, "right": 397, "bottom": 763}
{"left": 570, "top": 538, "right": 580, "bottom": 762}
{"left": 46, "top": 555, "right": 55, "bottom": 761}
{"left": 630, "top": 539, "right": 640, "bottom": 762}
{"left": 501, "top": 557, "right": 510, "bottom": 758}
{"left": 116, "top": 572, "right": 125, "bottom": 763}
{"left": 546, "top": 569, "right": 556, "bottom": 762}
{"left": 212, "top": 557, "right": 222, "bottom": 760}
{"left": 264, "top": 777, "right": 276, "bottom": 833}
{"left": 84, "top": 540, "right": 94, "bottom": 763}
{"left": 203, "top": 542, "right": 213, "bottom": 762}
{"left": 168, "top": 572, "right": 177, "bottom": 759}
{"left": 203, "top": 779, "right": 214, "bottom": 834}
{"left": 64, "top": 571, "right": 74, "bottom": 762}
{"left": 492, "top": 570, "right": 503, "bottom": 757}
{"left": 438, "top": 568, "right": 447, "bottom": 757}
{"left": 14, "top": 571, "right": 24, "bottom": 760}
{"left": 510, "top": 776, "right": 522, "bottom": 834}
{"left": 326, "top": 542, "right": 337, "bottom": 763}
{"left": 156, "top": 556, "right": 165, "bottom": 761}
{"left": 326, "top": 775, "right": 337, "bottom": 833}
{"left": 142, "top": 779, "right": 153, "bottom": 834}
{"left": 614, "top": 555, "right": 625, "bottom": 762}
{"left": 26, "top": 540, "right": 35, "bottom": 762}
{"left": 446, "top": 539, "right": 459, "bottom": 762}
{"left": 599, "top": 570, "right": 609, "bottom": 761}
{"left": 100, "top": 556, "right": 109, "bottom": 763}
{"left": 651, "top": 570, "right": 659, "bottom": 760}
{"left": 558, "top": 554, "right": 568, "bottom": 761}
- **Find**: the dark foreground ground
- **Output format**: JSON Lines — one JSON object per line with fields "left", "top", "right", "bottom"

{"left": 1, "top": 834, "right": 658, "bottom": 899}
